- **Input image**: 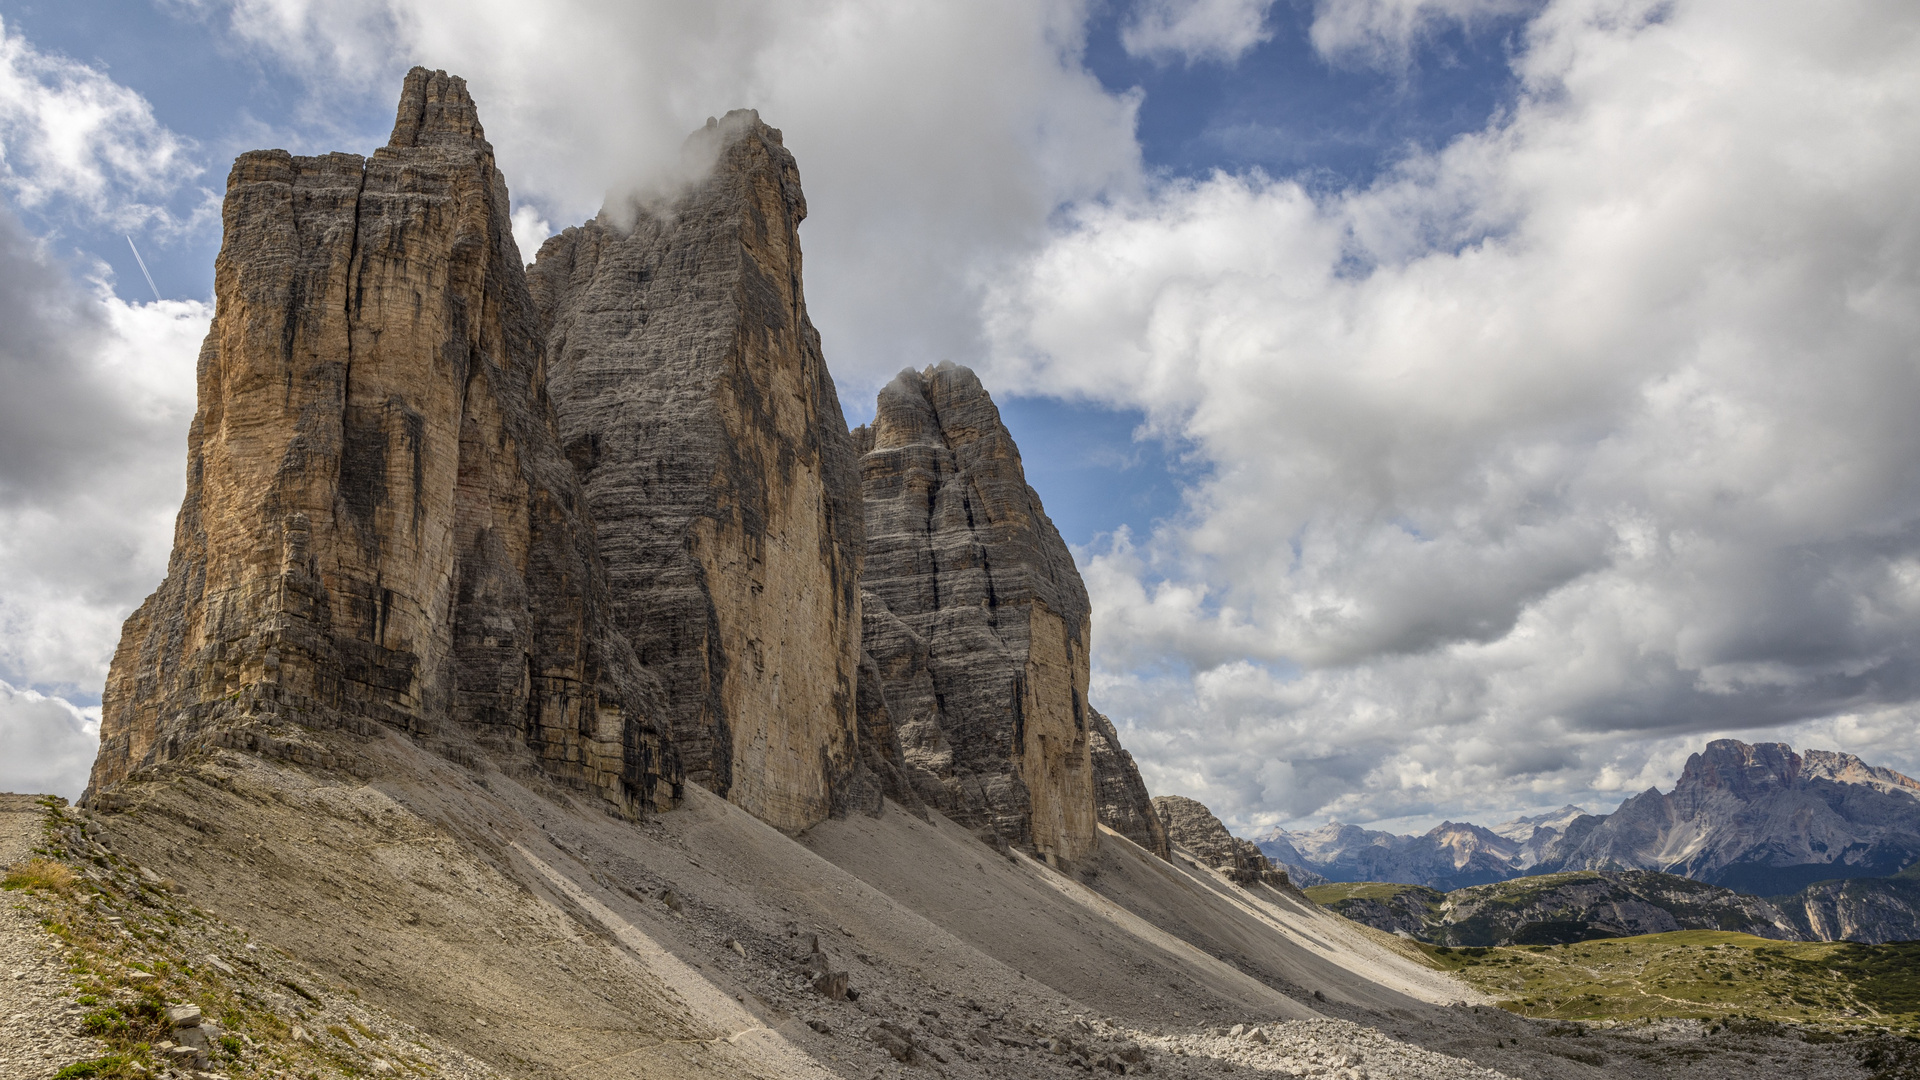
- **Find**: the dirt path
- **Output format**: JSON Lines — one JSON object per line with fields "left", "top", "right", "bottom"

{"left": 0, "top": 793, "right": 107, "bottom": 1080}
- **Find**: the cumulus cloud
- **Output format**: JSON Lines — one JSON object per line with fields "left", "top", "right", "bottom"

{"left": 0, "top": 678, "right": 98, "bottom": 799}
{"left": 0, "top": 206, "right": 208, "bottom": 695}
{"left": 1121, "top": 0, "right": 1279, "bottom": 64}
{"left": 0, "top": 14, "right": 204, "bottom": 228}
{"left": 191, "top": 0, "right": 1142, "bottom": 390}
{"left": 993, "top": 0, "right": 1920, "bottom": 828}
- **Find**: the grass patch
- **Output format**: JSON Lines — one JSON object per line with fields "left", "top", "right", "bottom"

{"left": 4, "top": 857, "right": 76, "bottom": 892}
{"left": 1304, "top": 882, "right": 1437, "bottom": 904}
{"left": 1415, "top": 929, "right": 1920, "bottom": 1028}
{"left": 51, "top": 1055, "right": 138, "bottom": 1079}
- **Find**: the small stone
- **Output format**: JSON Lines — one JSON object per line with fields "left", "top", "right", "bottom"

{"left": 725, "top": 938, "right": 746, "bottom": 957}
{"left": 659, "top": 889, "right": 684, "bottom": 914}
{"left": 1229, "top": 1024, "right": 1246, "bottom": 1038}
{"left": 812, "top": 970, "right": 849, "bottom": 1001}
{"left": 1242, "top": 1027, "right": 1269, "bottom": 1045}
{"left": 167, "top": 1004, "right": 204, "bottom": 1027}
{"left": 205, "top": 955, "right": 236, "bottom": 976}
{"left": 371, "top": 1059, "right": 394, "bottom": 1074}
{"left": 137, "top": 866, "right": 163, "bottom": 886}
{"left": 807, "top": 1019, "right": 832, "bottom": 1035}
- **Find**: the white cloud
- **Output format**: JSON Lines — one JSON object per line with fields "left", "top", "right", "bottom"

{"left": 510, "top": 203, "right": 551, "bottom": 265}
{"left": 193, "top": 0, "right": 1143, "bottom": 391}
{"left": 1121, "top": 0, "right": 1279, "bottom": 65}
{"left": 1309, "top": 0, "right": 1537, "bottom": 69}
{"left": 0, "top": 15, "right": 203, "bottom": 228}
{"left": 992, "top": 0, "right": 1920, "bottom": 828}
{"left": 0, "top": 207, "right": 208, "bottom": 695}
{"left": 0, "top": 678, "right": 98, "bottom": 799}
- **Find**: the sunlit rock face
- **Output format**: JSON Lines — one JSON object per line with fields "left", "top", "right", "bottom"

{"left": 855, "top": 363, "right": 1099, "bottom": 865}
{"left": 90, "top": 69, "right": 677, "bottom": 816}
{"left": 528, "top": 111, "right": 870, "bottom": 834}
{"left": 1546, "top": 740, "right": 1920, "bottom": 895}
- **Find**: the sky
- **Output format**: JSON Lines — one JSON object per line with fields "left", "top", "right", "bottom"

{"left": 2, "top": 0, "right": 1918, "bottom": 838}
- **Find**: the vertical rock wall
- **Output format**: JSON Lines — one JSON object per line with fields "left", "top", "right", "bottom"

{"left": 855, "top": 364, "right": 1099, "bottom": 865}
{"left": 528, "top": 112, "right": 867, "bottom": 834}
{"left": 89, "top": 69, "right": 676, "bottom": 815}
{"left": 1091, "top": 709, "right": 1171, "bottom": 860}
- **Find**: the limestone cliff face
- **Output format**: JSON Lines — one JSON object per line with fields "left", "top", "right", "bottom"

{"left": 89, "top": 69, "right": 676, "bottom": 815}
{"left": 1154, "top": 795, "right": 1279, "bottom": 885}
{"left": 855, "top": 363, "right": 1098, "bottom": 865}
{"left": 528, "top": 112, "right": 868, "bottom": 834}
{"left": 1091, "top": 709, "right": 1170, "bottom": 860}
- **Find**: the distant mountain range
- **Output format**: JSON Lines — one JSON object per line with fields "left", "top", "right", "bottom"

{"left": 1257, "top": 739, "right": 1920, "bottom": 902}
{"left": 1308, "top": 864, "right": 1920, "bottom": 947}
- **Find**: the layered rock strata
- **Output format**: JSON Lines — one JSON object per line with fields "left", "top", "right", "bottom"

{"left": 1091, "top": 709, "right": 1170, "bottom": 859}
{"left": 528, "top": 112, "right": 870, "bottom": 833}
{"left": 1155, "top": 795, "right": 1284, "bottom": 886}
{"left": 855, "top": 363, "right": 1098, "bottom": 865}
{"left": 89, "top": 69, "right": 677, "bottom": 815}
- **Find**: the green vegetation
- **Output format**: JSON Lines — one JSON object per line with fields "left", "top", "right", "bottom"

{"left": 1418, "top": 929, "right": 1920, "bottom": 1029}
{"left": 51, "top": 1056, "right": 139, "bottom": 1080}
{"left": 1303, "top": 882, "right": 1439, "bottom": 904}
{"left": 18, "top": 797, "right": 394, "bottom": 1079}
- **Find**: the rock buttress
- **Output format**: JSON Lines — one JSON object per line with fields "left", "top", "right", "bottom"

{"left": 855, "top": 363, "right": 1100, "bottom": 866}
{"left": 528, "top": 112, "right": 871, "bottom": 833}
{"left": 1091, "top": 708, "right": 1170, "bottom": 859}
{"left": 1154, "top": 795, "right": 1282, "bottom": 886}
{"left": 89, "top": 68, "right": 677, "bottom": 816}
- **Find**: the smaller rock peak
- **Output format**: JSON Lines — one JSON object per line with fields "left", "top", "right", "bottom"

{"left": 389, "top": 67, "right": 487, "bottom": 149}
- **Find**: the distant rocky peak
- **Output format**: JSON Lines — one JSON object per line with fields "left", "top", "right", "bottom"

{"left": 1489, "top": 805, "right": 1590, "bottom": 843}
{"left": 1802, "top": 749, "right": 1920, "bottom": 799}
{"left": 387, "top": 67, "right": 487, "bottom": 149}
{"left": 1680, "top": 739, "right": 1803, "bottom": 796}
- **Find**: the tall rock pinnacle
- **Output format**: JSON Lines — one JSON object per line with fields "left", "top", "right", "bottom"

{"left": 529, "top": 111, "right": 872, "bottom": 833}
{"left": 88, "top": 68, "right": 677, "bottom": 815}
{"left": 855, "top": 363, "right": 1102, "bottom": 865}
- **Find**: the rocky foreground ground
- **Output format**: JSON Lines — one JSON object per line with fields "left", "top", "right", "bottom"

{"left": 7, "top": 753, "right": 1912, "bottom": 1080}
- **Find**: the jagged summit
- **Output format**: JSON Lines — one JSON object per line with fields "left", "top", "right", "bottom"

{"left": 387, "top": 66, "right": 488, "bottom": 149}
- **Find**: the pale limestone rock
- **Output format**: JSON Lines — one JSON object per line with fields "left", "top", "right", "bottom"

{"left": 89, "top": 68, "right": 676, "bottom": 815}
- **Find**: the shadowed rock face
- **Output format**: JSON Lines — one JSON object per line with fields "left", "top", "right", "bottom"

{"left": 528, "top": 111, "right": 870, "bottom": 833}
{"left": 854, "top": 364, "right": 1098, "bottom": 865}
{"left": 89, "top": 68, "right": 677, "bottom": 815}
{"left": 1091, "top": 709, "right": 1170, "bottom": 860}
{"left": 1154, "top": 795, "right": 1277, "bottom": 885}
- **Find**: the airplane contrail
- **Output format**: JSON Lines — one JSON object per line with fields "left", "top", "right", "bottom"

{"left": 125, "top": 235, "right": 162, "bottom": 302}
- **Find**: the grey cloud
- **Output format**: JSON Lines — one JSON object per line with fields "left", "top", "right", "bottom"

{"left": 0, "top": 210, "right": 121, "bottom": 501}
{"left": 0, "top": 204, "right": 206, "bottom": 692}
{"left": 0, "top": 679, "right": 98, "bottom": 800}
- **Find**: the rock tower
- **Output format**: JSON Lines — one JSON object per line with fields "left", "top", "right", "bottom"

{"left": 88, "top": 69, "right": 676, "bottom": 815}
{"left": 528, "top": 112, "right": 870, "bottom": 833}
{"left": 855, "top": 363, "right": 1100, "bottom": 865}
